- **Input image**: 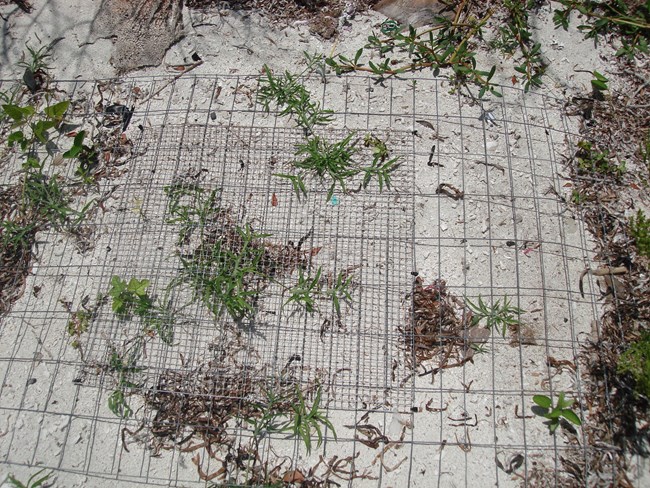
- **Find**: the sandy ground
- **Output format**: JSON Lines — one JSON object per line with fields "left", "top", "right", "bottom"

{"left": 0, "top": 1, "right": 648, "bottom": 487}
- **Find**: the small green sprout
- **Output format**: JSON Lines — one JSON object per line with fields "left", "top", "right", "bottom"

{"left": 629, "top": 209, "right": 650, "bottom": 258}
{"left": 590, "top": 70, "right": 609, "bottom": 92}
{"left": 533, "top": 392, "right": 582, "bottom": 433}
{"left": 465, "top": 295, "right": 524, "bottom": 338}
{"left": 285, "top": 267, "right": 322, "bottom": 314}
{"left": 4, "top": 469, "right": 52, "bottom": 488}
{"left": 108, "top": 276, "right": 153, "bottom": 318}
{"left": 618, "top": 332, "right": 650, "bottom": 398}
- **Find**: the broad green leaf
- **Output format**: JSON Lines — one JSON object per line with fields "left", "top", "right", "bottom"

{"left": 63, "top": 144, "right": 83, "bottom": 159}
{"left": 532, "top": 395, "right": 552, "bottom": 409}
{"left": 2, "top": 103, "right": 29, "bottom": 123}
{"left": 7, "top": 130, "right": 25, "bottom": 147}
{"left": 44, "top": 100, "right": 70, "bottom": 119}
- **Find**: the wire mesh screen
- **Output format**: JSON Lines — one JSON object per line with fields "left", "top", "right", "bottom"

{"left": 0, "top": 73, "right": 628, "bottom": 487}
{"left": 70, "top": 123, "right": 416, "bottom": 413}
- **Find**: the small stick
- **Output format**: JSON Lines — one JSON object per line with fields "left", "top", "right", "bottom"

{"left": 436, "top": 183, "right": 464, "bottom": 200}
{"left": 142, "top": 60, "right": 204, "bottom": 104}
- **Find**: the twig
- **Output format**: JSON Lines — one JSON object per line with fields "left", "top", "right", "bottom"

{"left": 141, "top": 60, "right": 204, "bottom": 104}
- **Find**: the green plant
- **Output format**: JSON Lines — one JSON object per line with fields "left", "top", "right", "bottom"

{"left": 244, "top": 386, "right": 335, "bottom": 454}
{"left": 107, "top": 276, "right": 174, "bottom": 343}
{"left": 108, "top": 276, "right": 153, "bottom": 318}
{"left": 106, "top": 347, "right": 144, "bottom": 418}
{"left": 18, "top": 42, "right": 53, "bottom": 75}
{"left": 285, "top": 267, "right": 322, "bottom": 314}
{"left": 18, "top": 42, "right": 53, "bottom": 93}
{"left": 283, "top": 386, "right": 335, "bottom": 453}
{"left": 291, "top": 132, "right": 399, "bottom": 200}
{"left": 258, "top": 61, "right": 333, "bottom": 133}
{"left": 590, "top": 70, "right": 609, "bottom": 91}
{"left": 178, "top": 223, "right": 270, "bottom": 321}
{"left": 273, "top": 172, "right": 308, "bottom": 201}
{"left": 618, "top": 331, "right": 650, "bottom": 399}
{"left": 67, "top": 309, "right": 91, "bottom": 346}
{"left": 0, "top": 220, "right": 37, "bottom": 253}
{"left": 164, "top": 182, "right": 220, "bottom": 245}
{"left": 575, "top": 140, "right": 626, "bottom": 177}
{"left": 553, "top": 1, "right": 649, "bottom": 59}
{"left": 61, "top": 131, "right": 99, "bottom": 182}
{"left": 284, "top": 267, "right": 355, "bottom": 318}
{"left": 532, "top": 392, "right": 582, "bottom": 433}
{"left": 465, "top": 295, "right": 524, "bottom": 338}
{"left": 325, "top": 270, "right": 354, "bottom": 318}
{"left": 326, "top": 13, "right": 502, "bottom": 99}
{"left": 3, "top": 469, "right": 51, "bottom": 488}
{"left": 294, "top": 133, "right": 358, "bottom": 201}
{"left": 4, "top": 100, "right": 69, "bottom": 150}
{"left": 630, "top": 209, "right": 650, "bottom": 258}
{"left": 108, "top": 388, "right": 132, "bottom": 418}
{"left": 494, "top": 0, "right": 547, "bottom": 91}
{"left": 469, "top": 342, "right": 490, "bottom": 355}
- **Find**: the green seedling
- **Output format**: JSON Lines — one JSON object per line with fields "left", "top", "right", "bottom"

{"left": 244, "top": 388, "right": 288, "bottom": 440}
{"left": 4, "top": 469, "right": 52, "bottom": 488}
{"left": 18, "top": 42, "right": 53, "bottom": 93}
{"left": 618, "top": 331, "right": 650, "bottom": 399}
{"left": 0, "top": 220, "right": 37, "bottom": 253}
{"left": 465, "top": 295, "right": 524, "bottom": 338}
{"left": 630, "top": 209, "right": 650, "bottom": 258}
{"left": 285, "top": 267, "right": 322, "bottom": 314}
{"left": 108, "top": 276, "right": 153, "bottom": 318}
{"left": 362, "top": 153, "right": 399, "bottom": 192}
{"left": 106, "top": 348, "right": 143, "bottom": 418}
{"left": 22, "top": 170, "right": 79, "bottom": 228}
{"left": 61, "top": 131, "right": 99, "bottom": 182}
{"left": 590, "top": 70, "right": 609, "bottom": 91}
{"left": 575, "top": 140, "right": 626, "bottom": 177}
{"left": 258, "top": 62, "right": 333, "bottom": 132}
{"left": 363, "top": 133, "right": 389, "bottom": 160}
{"left": 179, "top": 223, "right": 269, "bottom": 321}
{"left": 294, "top": 133, "right": 358, "bottom": 201}
{"left": 108, "top": 388, "right": 132, "bottom": 418}
{"left": 283, "top": 386, "right": 336, "bottom": 454}
{"left": 106, "top": 276, "right": 173, "bottom": 343}
{"left": 325, "top": 270, "right": 354, "bottom": 318}
{"left": 285, "top": 267, "right": 355, "bottom": 318}
{"left": 469, "top": 342, "right": 490, "bottom": 355}
{"left": 244, "top": 385, "right": 336, "bottom": 454}
{"left": 273, "top": 172, "right": 308, "bottom": 201}
{"left": 67, "top": 309, "right": 91, "bottom": 347}
{"left": 533, "top": 392, "right": 582, "bottom": 433}
{"left": 164, "top": 182, "right": 220, "bottom": 245}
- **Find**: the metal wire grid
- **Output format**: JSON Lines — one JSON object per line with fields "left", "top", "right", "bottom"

{"left": 68, "top": 123, "right": 415, "bottom": 414}
{"left": 0, "top": 73, "right": 623, "bottom": 486}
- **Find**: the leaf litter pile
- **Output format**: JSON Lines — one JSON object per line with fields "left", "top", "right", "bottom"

{"left": 403, "top": 276, "right": 489, "bottom": 378}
